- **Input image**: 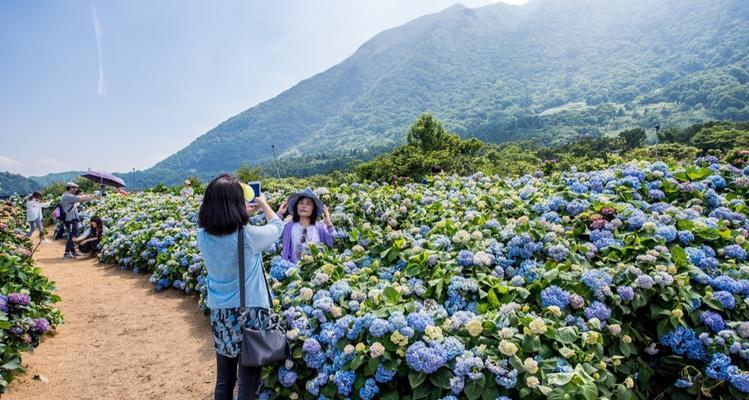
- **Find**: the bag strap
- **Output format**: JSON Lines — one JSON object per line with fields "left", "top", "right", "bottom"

{"left": 238, "top": 228, "right": 246, "bottom": 309}
{"left": 237, "top": 227, "right": 273, "bottom": 311}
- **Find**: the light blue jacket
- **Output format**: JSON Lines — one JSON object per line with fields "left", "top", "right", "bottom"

{"left": 197, "top": 217, "right": 284, "bottom": 310}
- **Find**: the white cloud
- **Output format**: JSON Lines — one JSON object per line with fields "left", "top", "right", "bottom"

{"left": 91, "top": 0, "right": 106, "bottom": 96}
{"left": 37, "top": 158, "right": 68, "bottom": 168}
{"left": 0, "top": 155, "right": 21, "bottom": 167}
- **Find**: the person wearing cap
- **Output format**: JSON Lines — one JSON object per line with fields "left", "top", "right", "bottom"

{"left": 60, "top": 182, "right": 94, "bottom": 258}
{"left": 276, "top": 189, "right": 337, "bottom": 264}
{"left": 180, "top": 179, "right": 194, "bottom": 198}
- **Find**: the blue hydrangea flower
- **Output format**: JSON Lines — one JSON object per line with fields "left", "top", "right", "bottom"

{"left": 375, "top": 365, "right": 396, "bottom": 383}
{"left": 444, "top": 376, "right": 462, "bottom": 395}
{"left": 369, "top": 318, "right": 389, "bottom": 338}
{"left": 583, "top": 301, "right": 611, "bottom": 321}
{"left": 710, "top": 276, "right": 742, "bottom": 294}
{"left": 359, "top": 378, "right": 379, "bottom": 400}
{"left": 278, "top": 367, "right": 297, "bottom": 387}
{"left": 406, "top": 312, "right": 434, "bottom": 332}
{"left": 540, "top": 285, "right": 570, "bottom": 308}
{"left": 457, "top": 250, "right": 475, "bottom": 267}
{"left": 443, "top": 337, "right": 465, "bottom": 361}
{"left": 655, "top": 225, "right": 677, "bottom": 242}
{"left": 724, "top": 244, "right": 747, "bottom": 261}
{"left": 700, "top": 311, "right": 725, "bottom": 333}
{"left": 405, "top": 341, "right": 447, "bottom": 374}
{"left": 728, "top": 366, "right": 749, "bottom": 393}
{"left": 546, "top": 244, "right": 569, "bottom": 261}
{"left": 617, "top": 285, "right": 635, "bottom": 301}
{"left": 705, "top": 353, "right": 732, "bottom": 381}
{"left": 660, "top": 327, "right": 707, "bottom": 360}
{"left": 581, "top": 270, "right": 612, "bottom": 296}
{"left": 333, "top": 370, "right": 356, "bottom": 396}
{"left": 713, "top": 291, "right": 736, "bottom": 309}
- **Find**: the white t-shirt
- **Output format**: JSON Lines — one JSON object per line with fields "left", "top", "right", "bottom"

{"left": 291, "top": 222, "right": 319, "bottom": 260}
{"left": 26, "top": 199, "right": 48, "bottom": 222}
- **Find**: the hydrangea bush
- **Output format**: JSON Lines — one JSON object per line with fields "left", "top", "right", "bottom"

{"left": 0, "top": 198, "right": 62, "bottom": 392}
{"left": 89, "top": 159, "right": 749, "bottom": 399}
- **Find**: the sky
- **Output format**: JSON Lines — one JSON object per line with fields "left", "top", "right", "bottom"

{"left": 0, "top": 0, "right": 530, "bottom": 177}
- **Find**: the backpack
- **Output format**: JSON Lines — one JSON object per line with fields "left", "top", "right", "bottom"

{"left": 55, "top": 201, "right": 75, "bottom": 221}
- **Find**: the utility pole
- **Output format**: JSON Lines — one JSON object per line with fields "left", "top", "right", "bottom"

{"left": 654, "top": 124, "right": 661, "bottom": 160}
{"left": 271, "top": 144, "right": 281, "bottom": 179}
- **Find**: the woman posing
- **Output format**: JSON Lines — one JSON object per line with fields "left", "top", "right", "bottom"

{"left": 196, "top": 174, "right": 283, "bottom": 400}
{"left": 276, "top": 189, "right": 336, "bottom": 264}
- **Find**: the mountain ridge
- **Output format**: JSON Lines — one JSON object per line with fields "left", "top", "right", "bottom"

{"left": 30, "top": 0, "right": 749, "bottom": 187}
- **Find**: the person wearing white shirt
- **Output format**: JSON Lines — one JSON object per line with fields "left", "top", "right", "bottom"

{"left": 26, "top": 192, "right": 50, "bottom": 242}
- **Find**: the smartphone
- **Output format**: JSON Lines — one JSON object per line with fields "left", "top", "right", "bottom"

{"left": 246, "top": 181, "right": 261, "bottom": 204}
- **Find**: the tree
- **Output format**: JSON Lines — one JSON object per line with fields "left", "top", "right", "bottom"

{"left": 690, "top": 126, "right": 749, "bottom": 152}
{"left": 618, "top": 128, "right": 646, "bottom": 151}
{"left": 235, "top": 164, "right": 263, "bottom": 183}
{"left": 406, "top": 113, "right": 447, "bottom": 152}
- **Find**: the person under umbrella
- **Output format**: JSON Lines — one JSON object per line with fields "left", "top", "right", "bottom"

{"left": 276, "top": 189, "right": 337, "bottom": 264}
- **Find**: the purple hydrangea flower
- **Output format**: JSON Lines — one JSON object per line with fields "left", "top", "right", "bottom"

{"left": 617, "top": 285, "right": 635, "bottom": 301}
{"left": 8, "top": 292, "right": 30, "bottom": 306}
{"left": 31, "top": 318, "right": 50, "bottom": 333}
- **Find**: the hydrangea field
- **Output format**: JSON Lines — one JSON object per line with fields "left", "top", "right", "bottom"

{"left": 0, "top": 198, "right": 62, "bottom": 392}
{"left": 89, "top": 157, "right": 749, "bottom": 399}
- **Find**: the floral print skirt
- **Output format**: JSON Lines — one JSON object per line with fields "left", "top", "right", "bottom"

{"left": 209, "top": 307, "right": 273, "bottom": 358}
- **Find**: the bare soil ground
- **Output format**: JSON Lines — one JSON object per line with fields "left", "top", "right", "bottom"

{"left": 4, "top": 235, "right": 216, "bottom": 400}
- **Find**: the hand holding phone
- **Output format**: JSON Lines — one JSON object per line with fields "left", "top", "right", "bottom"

{"left": 242, "top": 181, "right": 261, "bottom": 204}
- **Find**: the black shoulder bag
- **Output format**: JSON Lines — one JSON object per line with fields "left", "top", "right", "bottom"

{"left": 237, "top": 227, "right": 289, "bottom": 367}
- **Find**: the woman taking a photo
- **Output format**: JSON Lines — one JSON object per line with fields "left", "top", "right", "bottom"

{"left": 276, "top": 189, "right": 337, "bottom": 264}
{"left": 196, "top": 174, "right": 283, "bottom": 400}
{"left": 75, "top": 216, "right": 105, "bottom": 255}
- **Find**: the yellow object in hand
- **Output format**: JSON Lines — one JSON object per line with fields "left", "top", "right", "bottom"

{"left": 241, "top": 183, "right": 256, "bottom": 203}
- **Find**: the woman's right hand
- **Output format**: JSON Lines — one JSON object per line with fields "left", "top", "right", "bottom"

{"left": 255, "top": 192, "right": 268, "bottom": 206}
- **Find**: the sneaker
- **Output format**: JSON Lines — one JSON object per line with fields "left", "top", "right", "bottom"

{"left": 64, "top": 253, "right": 75, "bottom": 259}
{"left": 71, "top": 252, "right": 81, "bottom": 257}
{"left": 42, "top": 239, "right": 51, "bottom": 244}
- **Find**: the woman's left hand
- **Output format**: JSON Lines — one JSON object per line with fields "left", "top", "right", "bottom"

{"left": 323, "top": 205, "right": 332, "bottom": 227}
{"left": 246, "top": 203, "right": 259, "bottom": 215}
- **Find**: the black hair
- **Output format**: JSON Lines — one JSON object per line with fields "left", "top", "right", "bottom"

{"left": 198, "top": 174, "right": 249, "bottom": 236}
{"left": 430, "top": 165, "right": 443, "bottom": 174}
{"left": 90, "top": 216, "right": 104, "bottom": 239}
{"left": 291, "top": 196, "right": 318, "bottom": 224}
{"left": 31, "top": 192, "right": 42, "bottom": 200}
{"left": 66, "top": 185, "right": 76, "bottom": 191}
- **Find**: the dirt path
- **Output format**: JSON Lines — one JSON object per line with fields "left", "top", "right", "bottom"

{"left": 4, "top": 234, "right": 215, "bottom": 400}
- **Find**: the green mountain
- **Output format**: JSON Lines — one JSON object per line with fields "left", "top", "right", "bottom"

{"left": 152, "top": 0, "right": 748, "bottom": 180}
{"left": 0, "top": 171, "right": 41, "bottom": 197}
{"left": 36, "top": 0, "right": 749, "bottom": 187}
{"left": 29, "top": 171, "right": 86, "bottom": 187}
